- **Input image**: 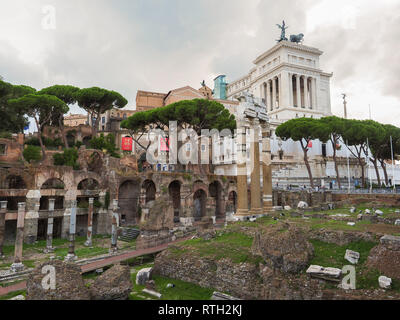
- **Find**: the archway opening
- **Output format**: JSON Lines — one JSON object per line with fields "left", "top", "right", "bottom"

{"left": 6, "top": 175, "right": 26, "bottom": 189}
{"left": 227, "top": 191, "right": 237, "bottom": 214}
{"left": 41, "top": 178, "right": 64, "bottom": 190}
{"left": 193, "top": 189, "right": 206, "bottom": 222}
{"left": 118, "top": 180, "right": 140, "bottom": 226}
{"left": 142, "top": 180, "right": 156, "bottom": 204}
{"left": 78, "top": 178, "right": 100, "bottom": 190}
{"left": 168, "top": 180, "right": 181, "bottom": 223}
{"left": 82, "top": 136, "right": 92, "bottom": 148}
{"left": 209, "top": 181, "right": 224, "bottom": 219}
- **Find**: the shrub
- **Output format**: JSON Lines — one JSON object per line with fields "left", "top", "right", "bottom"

{"left": 0, "top": 132, "right": 12, "bottom": 139}
{"left": 53, "top": 148, "right": 80, "bottom": 169}
{"left": 25, "top": 137, "right": 41, "bottom": 146}
{"left": 23, "top": 145, "right": 42, "bottom": 163}
{"left": 89, "top": 134, "right": 120, "bottom": 158}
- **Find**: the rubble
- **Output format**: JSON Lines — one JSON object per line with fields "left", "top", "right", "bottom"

{"left": 378, "top": 276, "right": 392, "bottom": 289}
{"left": 344, "top": 250, "right": 360, "bottom": 264}
{"left": 136, "top": 267, "right": 153, "bottom": 285}
{"left": 306, "top": 265, "right": 342, "bottom": 282}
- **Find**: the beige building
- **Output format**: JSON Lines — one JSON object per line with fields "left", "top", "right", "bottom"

{"left": 64, "top": 114, "right": 88, "bottom": 127}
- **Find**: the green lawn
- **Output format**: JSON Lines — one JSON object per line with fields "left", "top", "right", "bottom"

{"left": 173, "top": 231, "right": 263, "bottom": 265}
{"left": 309, "top": 239, "right": 400, "bottom": 292}
{"left": 129, "top": 263, "right": 214, "bottom": 300}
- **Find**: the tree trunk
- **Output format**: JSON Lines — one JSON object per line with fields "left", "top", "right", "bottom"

{"left": 372, "top": 158, "right": 381, "bottom": 186}
{"left": 331, "top": 139, "right": 341, "bottom": 189}
{"left": 358, "top": 158, "right": 365, "bottom": 188}
{"left": 92, "top": 111, "right": 100, "bottom": 137}
{"left": 58, "top": 117, "right": 69, "bottom": 149}
{"left": 379, "top": 159, "right": 389, "bottom": 186}
{"left": 302, "top": 142, "right": 314, "bottom": 189}
{"left": 33, "top": 117, "right": 46, "bottom": 160}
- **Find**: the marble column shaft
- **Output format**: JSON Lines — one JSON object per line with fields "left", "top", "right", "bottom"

{"left": 14, "top": 203, "right": 26, "bottom": 264}
{"left": 85, "top": 198, "right": 94, "bottom": 247}
{"left": 305, "top": 77, "right": 310, "bottom": 109}
{"left": 272, "top": 78, "right": 277, "bottom": 110}
{"left": 261, "top": 125, "right": 273, "bottom": 211}
{"left": 46, "top": 199, "right": 55, "bottom": 252}
{"left": 236, "top": 123, "right": 249, "bottom": 216}
{"left": 266, "top": 81, "right": 271, "bottom": 111}
{"left": 296, "top": 74, "right": 301, "bottom": 108}
{"left": 250, "top": 119, "right": 262, "bottom": 214}
{"left": 111, "top": 200, "right": 118, "bottom": 251}
{"left": 0, "top": 201, "right": 7, "bottom": 257}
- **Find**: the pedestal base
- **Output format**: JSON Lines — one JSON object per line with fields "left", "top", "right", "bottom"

{"left": 10, "top": 263, "right": 24, "bottom": 273}
{"left": 84, "top": 240, "right": 93, "bottom": 247}
{"left": 249, "top": 208, "right": 263, "bottom": 215}
{"left": 235, "top": 209, "right": 249, "bottom": 217}
{"left": 44, "top": 247, "right": 55, "bottom": 254}
{"left": 64, "top": 253, "right": 77, "bottom": 263}
{"left": 109, "top": 247, "right": 118, "bottom": 255}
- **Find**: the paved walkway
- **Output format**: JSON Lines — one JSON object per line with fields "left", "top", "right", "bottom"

{"left": 0, "top": 236, "right": 191, "bottom": 297}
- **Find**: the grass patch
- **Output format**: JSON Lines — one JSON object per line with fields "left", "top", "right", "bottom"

{"left": 129, "top": 263, "right": 214, "bottom": 300}
{"left": 309, "top": 239, "right": 377, "bottom": 269}
{"left": 175, "top": 232, "right": 262, "bottom": 265}
{"left": 0, "top": 290, "right": 26, "bottom": 300}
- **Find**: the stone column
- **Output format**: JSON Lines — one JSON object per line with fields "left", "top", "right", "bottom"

{"left": 84, "top": 198, "right": 94, "bottom": 247}
{"left": 249, "top": 119, "right": 262, "bottom": 215}
{"left": 288, "top": 73, "right": 293, "bottom": 106}
{"left": 0, "top": 201, "right": 7, "bottom": 258}
{"left": 305, "top": 77, "right": 310, "bottom": 109}
{"left": 44, "top": 199, "right": 55, "bottom": 253}
{"left": 296, "top": 74, "right": 301, "bottom": 108}
{"left": 235, "top": 121, "right": 249, "bottom": 216}
{"left": 311, "top": 77, "right": 317, "bottom": 110}
{"left": 280, "top": 72, "right": 290, "bottom": 108}
{"left": 272, "top": 78, "right": 277, "bottom": 110}
{"left": 11, "top": 203, "right": 26, "bottom": 272}
{"left": 266, "top": 81, "right": 271, "bottom": 111}
{"left": 261, "top": 124, "right": 273, "bottom": 212}
{"left": 65, "top": 200, "right": 77, "bottom": 262}
{"left": 110, "top": 199, "right": 119, "bottom": 254}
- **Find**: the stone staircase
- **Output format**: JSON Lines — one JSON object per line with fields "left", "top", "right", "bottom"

{"left": 118, "top": 227, "right": 140, "bottom": 242}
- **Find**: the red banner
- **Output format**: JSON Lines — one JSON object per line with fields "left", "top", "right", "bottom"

{"left": 307, "top": 140, "right": 313, "bottom": 148}
{"left": 160, "top": 137, "right": 169, "bottom": 152}
{"left": 122, "top": 137, "right": 133, "bottom": 151}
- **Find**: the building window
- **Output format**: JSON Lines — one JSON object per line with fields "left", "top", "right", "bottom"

{"left": 102, "top": 117, "right": 105, "bottom": 124}
{"left": 201, "top": 145, "right": 206, "bottom": 152}
{"left": 0, "top": 144, "right": 6, "bottom": 155}
{"left": 186, "top": 144, "right": 191, "bottom": 151}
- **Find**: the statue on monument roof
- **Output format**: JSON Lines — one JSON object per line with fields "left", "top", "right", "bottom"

{"left": 290, "top": 33, "right": 304, "bottom": 44}
{"left": 276, "top": 20, "right": 288, "bottom": 42}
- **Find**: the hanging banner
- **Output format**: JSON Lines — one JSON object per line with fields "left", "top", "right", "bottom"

{"left": 160, "top": 137, "right": 169, "bottom": 152}
{"left": 122, "top": 137, "right": 133, "bottom": 151}
{"left": 307, "top": 140, "right": 313, "bottom": 148}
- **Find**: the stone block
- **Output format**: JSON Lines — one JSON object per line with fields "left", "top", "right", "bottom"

{"left": 345, "top": 250, "right": 360, "bottom": 264}
{"left": 378, "top": 276, "right": 392, "bottom": 289}
{"left": 136, "top": 267, "right": 153, "bottom": 285}
{"left": 306, "top": 265, "right": 342, "bottom": 282}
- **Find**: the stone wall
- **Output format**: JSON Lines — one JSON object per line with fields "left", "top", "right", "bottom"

{"left": 273, "top": 190, "right": 332, "bottom": 208}
{"left": 331, "top": 193, "right": 400, "bottom": 207}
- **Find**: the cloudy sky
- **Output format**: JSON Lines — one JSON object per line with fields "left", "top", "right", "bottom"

{"left": 1, "top": 0, "right": 400, "bottom": 128}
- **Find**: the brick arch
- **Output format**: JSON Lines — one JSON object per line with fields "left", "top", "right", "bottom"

{"left": 193, "top": 180, "right": 208, "bottom": 197}
{"left": 40, "top": 178, "right": 65, "bottom": 190}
